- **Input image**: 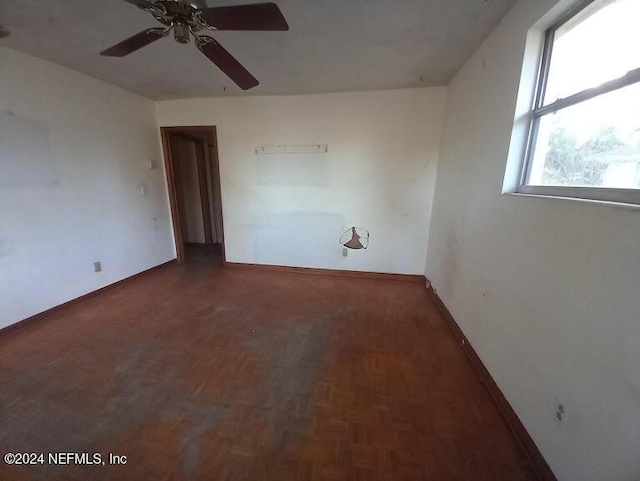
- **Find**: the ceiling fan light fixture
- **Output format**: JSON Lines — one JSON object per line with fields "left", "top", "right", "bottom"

{"left": 173, "top": 21, "right": 190, "bottom": 44}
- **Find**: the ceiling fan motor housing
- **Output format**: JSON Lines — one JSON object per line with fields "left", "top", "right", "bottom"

{"left": 159, "top": 0, "right": 198, "bottom": 17}
{"left": 151, "top": 0, "right": 220, "bottom": 45}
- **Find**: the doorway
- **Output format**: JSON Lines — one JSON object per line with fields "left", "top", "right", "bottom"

{"left": 160, "top": 126, "right": 225, "bottom": 264}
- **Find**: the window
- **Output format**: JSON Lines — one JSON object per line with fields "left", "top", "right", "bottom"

{"left": 521, "top": 0, "right": 640, "bottom": 204}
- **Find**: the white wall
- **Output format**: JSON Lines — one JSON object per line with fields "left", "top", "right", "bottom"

{"left": 0, "top": 47, "right": 175, "bottom": 329}
{"left": 157, "top": 88, "right": 446, "bottom": 274}
{"left": 426, "top": 1, "right": 640, "bottom": 480}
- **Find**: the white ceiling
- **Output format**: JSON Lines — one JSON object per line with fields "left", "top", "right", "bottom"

{"left": 0, "top": 0, "right": 517, "bottom": 100}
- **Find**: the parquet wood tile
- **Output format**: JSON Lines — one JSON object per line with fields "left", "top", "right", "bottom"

{"left": 0, "top": 261, "right": 539, "bottom": 480}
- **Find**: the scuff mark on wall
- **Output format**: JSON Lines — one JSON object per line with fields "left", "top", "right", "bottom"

{"left": 0, "top": 239, "right": 13, "bottom": 258}
{"left": 257, "top": 151, "right": 330, "bottom": 186}
{"left": 0, "top": 111, "right": 57, "bottom": 187}
{"left": 253, "top": 212, "right": 345, "bottom": 267}
{"left": 440, "top": 224, "right": 461, "bottom": 296}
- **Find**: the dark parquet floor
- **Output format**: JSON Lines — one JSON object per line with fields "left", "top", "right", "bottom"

{"left": 0, "top": 260, "right": 538, "bottom": 481}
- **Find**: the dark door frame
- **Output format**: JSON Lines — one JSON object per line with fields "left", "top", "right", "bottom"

{"left": 169, "top": 132, "right": 213, "bottom": 246}
{"left": 160, "top": 126, "right": 226, "bottom": 264}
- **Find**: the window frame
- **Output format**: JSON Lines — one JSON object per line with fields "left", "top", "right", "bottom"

{"left": 518, "top": 0, "right": 640, "bottom": 206}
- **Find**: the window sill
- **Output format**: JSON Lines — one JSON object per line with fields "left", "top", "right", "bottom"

{"left": 503, "top": 190, "right": 640, "bottom": 211}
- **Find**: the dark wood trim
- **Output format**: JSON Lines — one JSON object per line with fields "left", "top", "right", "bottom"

{"left": 208, "top": 129, "right": 226, "bottom": 266}
{"left": 168, "top": 132, "right": 213, "bottom": 246}
{"left": 194, "top": 137, "right": 213, "bottom": 245}
{"left": 226, "top": 262, "right": 426, "bottom": 283}
{"left": 169, "top": 134, "right": 190, "bottom": 254}
{"left": 169, "top": 132, "right": 203, "bottom": 143}
{"left": 0, "top": 260, "right": 177, "bottom": 340}
{"left": 426, "top": 284, "right": 557, "bottom": 481}
{"left": 161, "top": 126, "right": 217, "bottom": 134}
{"left": 161, "top": 129, "right": 185, "bottom": 263}
{"left": 160, "top": 126, "right": 226, "bottom": 266}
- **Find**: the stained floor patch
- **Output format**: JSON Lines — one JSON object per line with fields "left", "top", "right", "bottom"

{"left": 0, "top": 261, "right": 539, "bottom": 481}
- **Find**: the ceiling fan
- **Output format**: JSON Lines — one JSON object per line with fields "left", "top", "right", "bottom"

{"left": 100, "top": 0, "right": 289, "bottom": 90}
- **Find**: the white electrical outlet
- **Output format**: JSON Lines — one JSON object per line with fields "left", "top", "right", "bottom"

{"left": 140, "top": 183, "right": 148, "bottom": 197}
{"left": 342, "top": 247, "right": 348, "bottom": 257}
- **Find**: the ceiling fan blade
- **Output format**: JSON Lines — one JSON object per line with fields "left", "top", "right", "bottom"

{"left": 196, "top": 36, "right": 259, "bottom": 90}
{"left": 201, "top": 3, "right": 289, "bottom": 31}
{"left": 100, "top": 28, "right": 166, "bottom": 57}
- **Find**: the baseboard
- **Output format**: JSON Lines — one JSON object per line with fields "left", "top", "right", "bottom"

{"left": 225, "top": 262, "right": 426, "bottom": 283}
{"left": 427, "top": 285, "right": 557, "bottom": 481}
{"left": 0, "top": 259, "right": 177, "bottom": 339}
{"left": 0, "top": 259, "right": 553, "bottom": 480}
